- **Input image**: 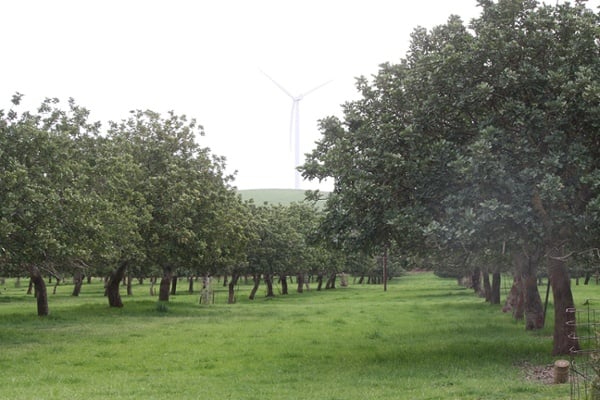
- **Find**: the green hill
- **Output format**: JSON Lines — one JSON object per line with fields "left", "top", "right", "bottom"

{"left": 238, "top": 188, "right": 329, "bottom": 206}
{"left": 237, "top": 189, "right": 308, "bottom": 205}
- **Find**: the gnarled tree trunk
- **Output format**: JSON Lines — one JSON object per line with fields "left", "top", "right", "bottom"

{"left": 548, "top": 246, "right": 579, "bottom": 355}
{"left": 72, "top": 270, "right": 83, "bottom": 296}
{"left": 28, "top": 266, "right": 49, "bottom": 316}
{"left": 249, "top": 274, "right": 260, "bottom": 300}
{"left": 503, "top": 274, "right": 525, "bottom": 320}
{"left": 228, "top": 273, "right": 239, "bottom": 304}
{"left": 106, "top": 261, "right": 128, "bottom": 308}
{"left": 515, "top": 250, "right": 544, "bottom": 330}
{"left": 264, "top": 274, "right": 275, "bottom": 297}
{"left": 316, "top": 273, "right": 324, "bottom": 291}
{"left": 280, "top": 275, "right": 288, "bottom": 295}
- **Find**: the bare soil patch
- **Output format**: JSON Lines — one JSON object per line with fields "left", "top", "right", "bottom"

{"left": 516, "top": 361, "right": 556, "bottom": 385}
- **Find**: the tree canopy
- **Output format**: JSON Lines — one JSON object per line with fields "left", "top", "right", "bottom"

{"left": 302, "top": 0, "right": 600, "bottom": 354}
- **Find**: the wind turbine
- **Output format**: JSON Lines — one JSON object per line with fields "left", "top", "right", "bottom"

{"left": 261, "top": 70, "right": 331, "bottom": 189}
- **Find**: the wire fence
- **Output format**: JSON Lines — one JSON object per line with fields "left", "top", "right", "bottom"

{"left": 568, "top": 299, "right": 600, "bottom": 400}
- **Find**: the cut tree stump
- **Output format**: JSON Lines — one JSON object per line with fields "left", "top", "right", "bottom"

{"left": 553, "top": 359, "right": 570, "bottom": 384}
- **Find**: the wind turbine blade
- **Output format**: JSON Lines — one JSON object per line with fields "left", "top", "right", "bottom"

{"left": 289, "top": 101, "right": 296, "bottom": 151}
{"left": 300, "top": 80, "right": 333, "bottom": 98}
{"left": 294, "top": 100, "right": 301, "bottom": 189}
{"left": 260, "top": 69, "right": 295, "bottom": 99}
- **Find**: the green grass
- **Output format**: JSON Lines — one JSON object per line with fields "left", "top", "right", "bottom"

{"left": 0, "top": 273, "right": 587, "bottom": 399}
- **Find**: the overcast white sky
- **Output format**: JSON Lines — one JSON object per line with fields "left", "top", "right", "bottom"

{"left": 2, "top": 1, "right": 598, "bottom": 190}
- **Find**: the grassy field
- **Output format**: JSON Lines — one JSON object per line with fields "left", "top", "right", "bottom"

{"left": 0, "top": 273, "right": 596, "bottom": 399}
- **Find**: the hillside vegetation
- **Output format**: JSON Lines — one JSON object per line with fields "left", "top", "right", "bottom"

{"left": 238, "top": 188, "right": 327, "bottom": 205}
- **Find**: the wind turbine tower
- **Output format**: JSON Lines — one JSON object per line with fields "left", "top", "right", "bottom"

{"left": 262, "top": 71, "right": 331, "bottom": 189}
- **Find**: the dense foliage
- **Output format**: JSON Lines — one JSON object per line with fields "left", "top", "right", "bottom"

{"left": 302, "top": 0, "right": 599, "bottom": 354}
{"left": 1, "top": 96, "right": 385, "bottom": 315}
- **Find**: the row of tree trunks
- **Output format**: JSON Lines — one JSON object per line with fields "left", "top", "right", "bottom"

{"left": 476, "top": 268, "right": 501, "bottom": 305}
{"left": 499, "top": 246, "right": 579, "bottom": 355}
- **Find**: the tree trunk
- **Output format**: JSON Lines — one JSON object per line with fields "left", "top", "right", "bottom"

{"left": 149, "top": 277, "right": 156, "bottom": 296}
{"left": 482, "top": 268, "right": 492, "bottom": 302}
{"left": 103, "top": 276, "right": 109, "bottom": 296}
{"left": 199, "top": 275, "right": 212, "bottom": 304}
{"left": 52, "top": 277, "right": 60, "bottom": 295}
{"left": 106, "top": 262, "right": 128, "bottom": 308}
{"left": 515, "top": 251, "right": 544, "bottom": 330}
{"left": 264, "top": 274, "right": 275, "bottom": 297}
{"left": 159, "top": 266, "right": 173, "bottom": 302}
{"left": 280, "top": 275, "right": 288, "bottom": 295}
{"left": 228, "top": 274, "right": 239, "bottom": 304}
{"left": 325, "top": 272, "right": 337, "bottom": 289}
{"left": 297, "top": 274, "right": 304, "bottom": 293}
{"left": 249, "top": 274, "right": 260, "bottom": 300}
{"left": 491, "top": 271, "right": 501, "bottom": 305}
{"left": 72, "top": 270, "right": 83, "bottom": 296}
{"left": 316, "top": 273, "right": 324, "bottom": 291}
{"left": 472, "top": 267, "right": 482, "bottom": 296}
{"left": 170, "top": 275, "right": 178, "bottom": 295}
{"left": 383, "top": 246, "right": 388, "bottom": 292}
{"left": 503, "top": 274, "right": 525, "bottom": 320}
{"left": 548, "top": 246, "right": 579, "bottom": 355}
{"left": 126, "top": 274, "right": 133, "bottom": 296}
{"left": 188, "top": 276, "right": 194, "bottom": 293}
{"left": 27, "top": 278, "right": 33, "bottom": 295}
{"left": 28, "top": 266, "right": 49, "bottom": 316}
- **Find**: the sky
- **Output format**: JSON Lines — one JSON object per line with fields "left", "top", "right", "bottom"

{"left": 2, "top": 0, "right": 598, "bottom": 191}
